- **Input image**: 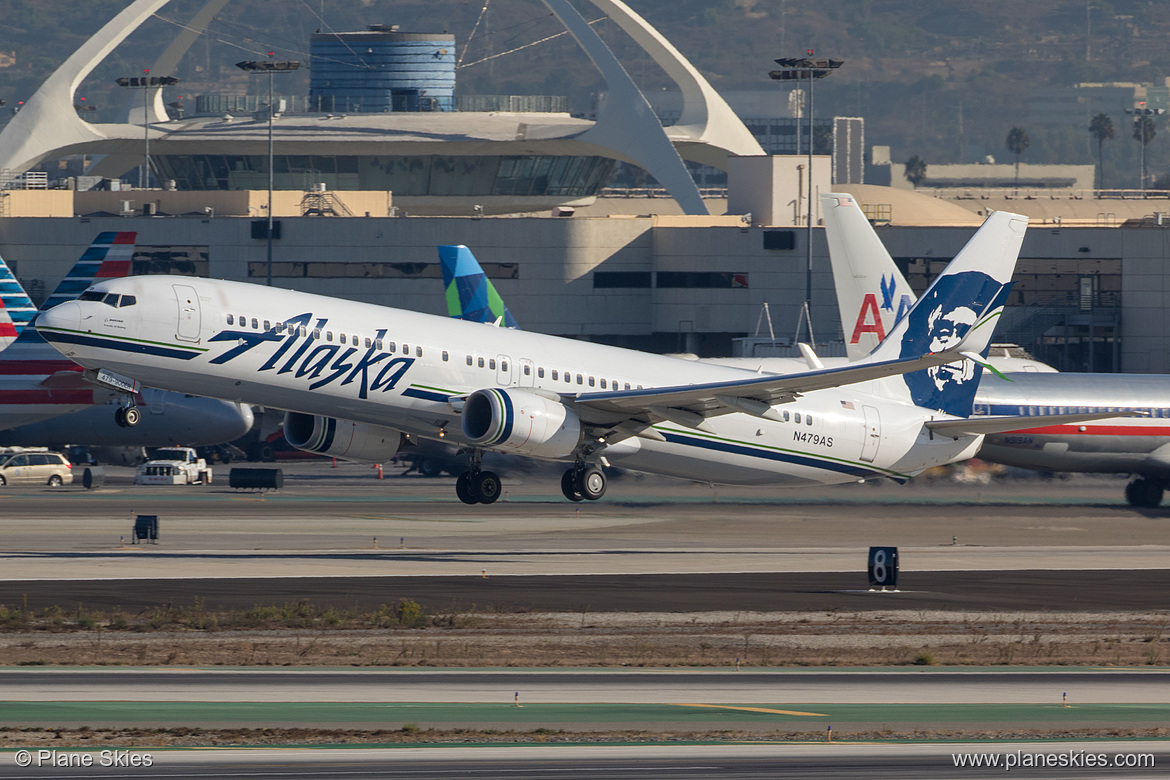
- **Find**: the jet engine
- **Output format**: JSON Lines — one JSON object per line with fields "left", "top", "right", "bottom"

{"left": 283, "top": 412, "right": 403, "bottom": 462}
{"left": 461, "top": 388, "right": 581, "bottom": 458}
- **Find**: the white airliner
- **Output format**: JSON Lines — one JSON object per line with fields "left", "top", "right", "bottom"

{"left": 0, "top": 234, "right": 253, "bottom": 448}
{"left": 822, "top": 192, "right": 1170, "bottom": 508}
{"left": 34, "top": 210, "right": 1121, "bottom": 503}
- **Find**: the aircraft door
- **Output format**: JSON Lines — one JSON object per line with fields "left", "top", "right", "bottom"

{"left": 860, "top": 405, "right": 881, "bottom": 463}
{"left": 496, "top": 355, "right": 512, "bottom": 385}
{"left": 174, "top": 284, "right": 201, "bottom": 342}
{"left": 519, "top": 359, "right": 535, "bottom": 388}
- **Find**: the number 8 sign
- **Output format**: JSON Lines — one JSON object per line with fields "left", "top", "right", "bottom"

{"left": 867, "top": 546, "right": 898, "bottom": 589}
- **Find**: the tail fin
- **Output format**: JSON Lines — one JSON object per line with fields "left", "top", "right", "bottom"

{"left": 865, "top": 211, "right": 1027, "bottom": 417}
{"left": 821, "top": 193, "right": 914, "bottom": 360}
{"left": 17, "top": 231, "right": 137, "bottom": 346}
{"left": 437, "top": 245, "right": 518, "bottom": 329}
{"left": 0, "top": 248, "right": 37, "bottom": 342}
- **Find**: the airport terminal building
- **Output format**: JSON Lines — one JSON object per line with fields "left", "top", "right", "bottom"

{"left": 1, "top": 0, "right": 1169, "bottom": 375}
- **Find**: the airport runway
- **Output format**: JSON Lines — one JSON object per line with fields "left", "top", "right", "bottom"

{"left": 0, "top": 742, "right": 1165, "bottom": 779}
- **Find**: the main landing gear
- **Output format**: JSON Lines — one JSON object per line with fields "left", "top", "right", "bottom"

{"left": 455, "top": 451, "right": 501, "bottom": 505}
{"left": 560, "top": 464, "right": 606, "bottom": 502}
{"left": 1125, "top": 476, "right": 1165, "bottom": 508}
{"left": 114, "top": 402, "right": 140, "bottom": 428}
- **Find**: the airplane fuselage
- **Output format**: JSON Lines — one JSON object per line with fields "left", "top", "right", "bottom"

{"left": 38, "top": 277, "right": 984, "bottom": 487}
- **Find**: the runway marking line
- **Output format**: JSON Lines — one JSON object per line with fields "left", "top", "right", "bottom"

{"left": 674, "top": 703, "right": 827, "bottom": 717}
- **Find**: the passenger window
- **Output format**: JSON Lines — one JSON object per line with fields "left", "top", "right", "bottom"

{"left": 783, "top": 410, "right": 790, "bottom": 422}
{"left": 537, "top": 367, "right": 544, "bottom": 378}
{"left": 264, "top": 320, "right": 271, "bottom": 331}
{"left": 300, "top": 326, "right": 309, "bottom": 337}
{"left": 524, "top": 365, "right": 531, "bottom": 376}
{"left": 501, "top": 360, "right": 508, "bottom": 371}
{"left": 275, "top": 322, "right": 284, "bottom": 333}
{"left": 806, "top": 415, "right": 813, "bottom": 426}
{"left": 313, "top": 328, "right": 321, "bottom": 339}
{"left": 577, "top": 374, "right": 583, "bottom": 385}
{"left": 326, "top": 331, "right": 333, "bottom": 342}
{"left": 402, "top": 344, "right": 409, "bottom": 354}
{"left": 365, "top": 337, "right": 372, "bottom": 348}
{"left": 416, "top": 346, "right": 422, "bottom": 357}
{"left": 589, "top": 377, "right": 595, "bottom": 387}
{"left": 478, "top": 357, "right": 485, "bottom": 368}
{"left": 251, "top": 318, "right": 258, "bottom": 329}
{"left": 624, "top": 383, "right": 631, "bottom": 390}
{"left": 489, "top": 359, "right": 496, "bottom": 370}
{"left": 552, "top": 370, "right": 559, "bottom": 381}
{"left": 794, "top": 412, "right": 801, "bottom": 424}
{"left": 375, "top": 339, "right": 383, "bottom": 350}
{"left": 119, "top": 295, "right": 136, "bottom": 307}
{"left": 226, "top": 314, "right": 234, "bottom": 325}
{"left": 466, "top": 355, "right": 473, "bottom": 366}
{"left": 387, "top": 342, "right": 396, "bottom": 352}
{"left": 600, "top": 378, "right": 606, "bottom": 389}
{"left": 442, "top": 351, "right": 449, "bottom": 362}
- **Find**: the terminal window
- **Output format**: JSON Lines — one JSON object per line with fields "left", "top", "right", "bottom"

{"left": 248, "top": 261, "right": 518, "bottom": 280}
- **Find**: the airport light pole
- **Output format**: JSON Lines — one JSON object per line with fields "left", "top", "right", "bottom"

{"left": 1126, "top": 105, "right": 1163, "bottom": 194}
{"left": 770, "top": 53, "right": 843, "bottom": 344}
{"left": 115, "top": 72, "right": 180, "bottom": 189}
{"left": 236, "top": 57, "right": 300, "bottom": 286}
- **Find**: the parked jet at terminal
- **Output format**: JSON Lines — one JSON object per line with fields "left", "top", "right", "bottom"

{"left": 38, "top": 209, "right": 1130, "bottom": 503}
{"left": 822, "top": 192, "right": 1170, "bottom": 507}
{"left": 0, "top": 235, "right": 254, "bottom": 448}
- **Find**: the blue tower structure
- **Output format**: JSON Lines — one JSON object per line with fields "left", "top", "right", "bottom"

{"left": 310, "top": 24, "right": 455, "bottom": 113}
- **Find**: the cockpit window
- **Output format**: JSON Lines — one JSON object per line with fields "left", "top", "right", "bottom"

{"left": 79, "top": 291, "right": 105, "bottom": 302}
{"left": 101, "top": 293, "right": 120, "bottom": 307}
{"left": 118, "top": 295, "right": 136, "bottom": 308}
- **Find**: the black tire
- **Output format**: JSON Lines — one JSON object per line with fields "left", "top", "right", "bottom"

{"left": 0, "top": 474, "right": 6, "bottom": 486}
{"left": 455, "top": 471, "right": 479, "bottom": 505}
{"left": 576, "top": 466, "right": 607, "bottom": 501}
{"left": 258, "top": 443, "right": 276, "bottom": 462}
{"left": 114, "top": 407, "right": 127, "bottom": 428}
{"left": 561, "top": 469, "right": 584, "bottom": 501}
{"left": 419, "top": 458, "right": 441, "bottom": 478}
{"left": 1126, "top": 478, "right": 1163, "bottom": 508}
{"left": 1125, "top": 479, "right": 1142, "bottom": 507}
{"left": 48, "top": 475, "right": 63, "bottom": 487}
{"left": 123, "top": 406, "right": 141, "bottom": 427}
{"left": 475, "top": 471, "right": 501, "bottom": 505}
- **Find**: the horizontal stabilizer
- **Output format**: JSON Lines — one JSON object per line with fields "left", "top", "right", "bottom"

{"left": 926, "top": 410, "right": 1144, "bottom": 438}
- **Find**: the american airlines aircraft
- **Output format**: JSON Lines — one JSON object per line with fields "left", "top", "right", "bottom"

{"left": 822, "top": 192, "right": 1170, "bottom": 508}
{"left": 0, "top": 234, "right": 253, "bottom": 448}
{"left": 34, "top": 211, "right": 1124, "bottom": 503}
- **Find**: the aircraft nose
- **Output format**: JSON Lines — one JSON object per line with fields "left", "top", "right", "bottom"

{"left": 36, "top": 301, "right": 81, "bottom": 335}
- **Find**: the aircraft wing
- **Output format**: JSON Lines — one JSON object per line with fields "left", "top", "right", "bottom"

{"left": 572, "top": 347, "right": 973, "bottom": 424}
{"left": 925, "top": 410, "right": 1144, "bottom": 438}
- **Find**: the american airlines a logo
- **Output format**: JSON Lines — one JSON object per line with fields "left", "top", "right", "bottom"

{"left": 850, "top": 275, "right": 912, "bottom": 344}
{"left": 208, "top": 312, "right": 414, "bottom": 399}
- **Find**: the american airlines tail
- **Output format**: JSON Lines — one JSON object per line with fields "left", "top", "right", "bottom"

{"left": 0, "top": 232, "right": 137, "bottom": 426}
{"left": 862, "top": 210, "right": 1027, "bottom": 418}
{"left": 820, "top": 193, "right": 912, "bottom": 360}
{"left": 438, "top": 245, "right": 517, "bottom": 329}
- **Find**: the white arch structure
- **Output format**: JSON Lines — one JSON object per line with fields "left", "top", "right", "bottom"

{"left": 0, "top": 0, "right": 763, "bottom": 215}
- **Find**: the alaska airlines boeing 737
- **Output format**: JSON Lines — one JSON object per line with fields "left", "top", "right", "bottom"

{"left": 34, "top": 210, "right": 1123, "bottom": 503}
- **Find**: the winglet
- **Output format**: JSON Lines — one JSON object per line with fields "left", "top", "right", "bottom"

{"left": 437, "top": 245, "right": 519, "bottom": 329}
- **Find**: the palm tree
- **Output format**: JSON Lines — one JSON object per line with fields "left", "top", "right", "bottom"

{"left": 1005, "top": 127, "right": 1030, "bottom": 192}
{"left": 1133, "top": 114, "right": 1158, "bottom": 193}
{"left": 1088, "top": 113, "right": 1114, "bottom": 191}
{"left": 904, "top": 155, "right": 927, "bottom": 188}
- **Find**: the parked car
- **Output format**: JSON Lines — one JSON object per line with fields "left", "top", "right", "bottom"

{"left": 0, "top": 448, "right": 73, "bottom": 486}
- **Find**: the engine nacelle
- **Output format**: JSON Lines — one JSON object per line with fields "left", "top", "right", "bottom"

{"left": 283, "top": 412, "right": 403, "bottom": 462}
{"left": 461, "top": 388, "right": 581, "bottom": 458}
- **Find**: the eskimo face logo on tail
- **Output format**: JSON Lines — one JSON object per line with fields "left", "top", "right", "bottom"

{"left": 899, "top": 271, "right": 1008, "bottom": 417}
{"left": 208, "top": 312, "right": 414, "bottom": 399}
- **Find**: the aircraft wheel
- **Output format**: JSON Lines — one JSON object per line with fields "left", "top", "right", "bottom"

{"left": 475, "top": 471, "right": 502, "bottom": 505}
{"left": 1141, "top": 479, "right": 1164, "bottom": 508}
{"left": 1125, "top": 479, "right": 1142, "bottom": 506}
{"left": 122, "top": 406, "right": 141, "bottom": 427}
{"left": 114, "top": 407, "right": 127, "bottom": 427}
{"left": 576, "top": 466, "right": 607, "bottom": 501}
{"left": 560, "top": 469, "right": 584, "bottom": 502}
{"left": 455, "top": 471, "right": 479, "bottom": 505}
